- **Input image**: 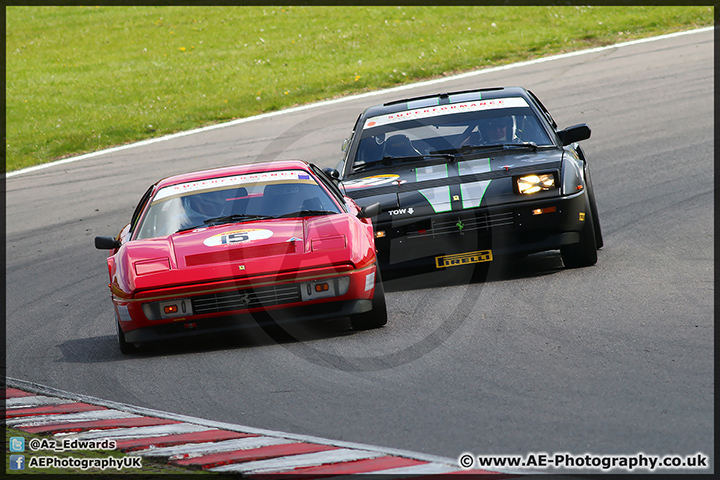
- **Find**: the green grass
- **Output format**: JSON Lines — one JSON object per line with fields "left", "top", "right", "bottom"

{"left": 6, "top": 5, "right": 713, "bottom": 172}
{"left": 5, "top": 427, "right": 209, "bottom": 475}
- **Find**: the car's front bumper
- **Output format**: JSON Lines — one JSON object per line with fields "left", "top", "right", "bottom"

{"left": 374, "top": 190, "right": 588, "bottom": 273}
{"left": 115, "top": 264, "right": 377, "bottom": 343}
{"left": 123, "top": 298, "right": 372, "bottom": 344}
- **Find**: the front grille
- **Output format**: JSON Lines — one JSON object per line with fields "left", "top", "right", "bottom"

{"left": 192, "top": 284, "right": 302, "bottom": 315}
{"left": 406, "top": 211, "right": 514, "bottom": 238}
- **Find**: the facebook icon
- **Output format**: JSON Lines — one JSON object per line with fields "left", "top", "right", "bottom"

{"left": 10, "top": 454, "right": 25, "bottom": 470}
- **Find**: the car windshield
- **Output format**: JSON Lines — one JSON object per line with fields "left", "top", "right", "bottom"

{"left": 134, "top": 170, "right": 342, "bottom": 240}
{"left": 352, "top": 98, "right": 552, "bottom": 171}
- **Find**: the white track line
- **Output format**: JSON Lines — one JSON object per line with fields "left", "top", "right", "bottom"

{"left": 6, "top": 409, "right": 139, "bottom": 428}
{"left": 6, "top": 27, "right": 712, "bottom": 179}
{"left": 135, "top": 436, "right": 294, "bottom": 459}
{"left": 58, "top": 423, "right": 213, "bottom": 441}
{"left": 6, "top": 395, "right": 76, "bottom": 408}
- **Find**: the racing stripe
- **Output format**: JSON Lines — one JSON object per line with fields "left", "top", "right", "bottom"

{"left": 458, "top": 158, "right": 492, "bottom": 209}
{"left": 416, "top": 164, "right": 451, "bottom": 213}
{"left": 347, "top": 160, "right": 561, "bottom": 199}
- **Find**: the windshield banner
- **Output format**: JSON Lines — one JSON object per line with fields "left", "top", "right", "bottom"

{"left": 363, "top": 97, "right": 529, "bottom": 130}
{"left": 154, "top": 171, "right": 315, "bottom": 202}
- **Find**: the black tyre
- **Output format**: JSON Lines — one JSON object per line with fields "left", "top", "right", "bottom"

{"left": 561, "top": 200, "right": 598, "bottom": 268}
{"left": 584, "top": 166, "right": 604, "bottom": 249}
{"left": 116, "top": 320, "right": 137, "bottom": 354}
{"left": 350, "top": 270, "right": 388, "bottom": 330}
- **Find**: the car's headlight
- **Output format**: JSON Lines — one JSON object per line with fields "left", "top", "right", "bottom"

{"left": 516, "top": 173, "right": 556, "bottom": 194}
{"left": 310, "top": 235, "right": 346, "bottom": 252}
{"left": 134, "top": 258, "right": 170, "bottom": 275}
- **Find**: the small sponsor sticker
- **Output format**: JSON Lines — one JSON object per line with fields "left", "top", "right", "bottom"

{"left": 435, "top": 250, "right": 493, "bottom": 269}
{"left": 343, "top": 174, "right": 400, "bottom": 190}
{"left": 203, "top": 229, "right": 273, "bottom": 247}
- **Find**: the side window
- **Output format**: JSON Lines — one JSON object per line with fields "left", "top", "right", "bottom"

{"left": 341, "top": 114, "right": 364, "bottom": 175}
{"left": 129, "top": 185, "right": 155, "bottom": 237}
{"left": 527, "top": 90, "right": 557, "bottom": 129}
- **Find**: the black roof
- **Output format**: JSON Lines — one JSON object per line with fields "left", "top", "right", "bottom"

{"left": 361, "top": 86, "right": 531, "bottom": 118}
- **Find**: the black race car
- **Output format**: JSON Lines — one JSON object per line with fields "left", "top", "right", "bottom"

{"left": 325, "top": 86, "right": 602, "bottom": 277}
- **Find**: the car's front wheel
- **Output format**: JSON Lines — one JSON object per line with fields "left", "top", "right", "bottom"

{"left": 350, "top": 271, "right": 388, "bottom": 330}
{"left": 584, "top": 164, "right": 604, "bottom": 249}
{"left": 561, "top": 200, "right": 598, "bottom": 268}
{"left": 116, "top": 320, "right": 138, "bottom": 354}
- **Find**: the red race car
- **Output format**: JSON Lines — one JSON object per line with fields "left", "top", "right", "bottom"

{"left": 95, "top": 160, "right": 386, "bottom": 353}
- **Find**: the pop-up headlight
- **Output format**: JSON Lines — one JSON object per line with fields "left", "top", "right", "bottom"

{"left": 134, "top": 258, "right": 170, "bottom": 275}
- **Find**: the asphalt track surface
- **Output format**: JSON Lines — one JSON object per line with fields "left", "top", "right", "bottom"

{"left": 6, "top": 28, "right": 714, "bottom": 474}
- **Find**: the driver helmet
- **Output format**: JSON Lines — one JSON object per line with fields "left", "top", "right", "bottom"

{"left": 480, "top": 116, "right": 514, "bottom": 143}
{"left": 183, "top": 190, "right": 227, "bottom": 217}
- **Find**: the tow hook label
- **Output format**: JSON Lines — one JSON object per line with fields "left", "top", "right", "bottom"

{"left": 388, "top": 207, "right": 414, "bottom": 216}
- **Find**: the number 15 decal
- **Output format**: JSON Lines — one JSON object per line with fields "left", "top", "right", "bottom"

{"left": 204, "top": 229, "right": 273, "bottom": 247}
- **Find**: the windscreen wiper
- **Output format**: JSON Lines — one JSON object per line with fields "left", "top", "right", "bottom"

{"left": 276, "top": 210, "right": 338, "bottom": 218}
{"left": 175, "top": 224, "right": 206, "bottom": 233}
{"left": 202, "top": 214, "right": 275, "bottom": 227}
{"left": 431, "top": 142, "right": 538, "bottom": 155}
{"left": 353, "top": 153, "right": 454, "bottom": 173}
{"left": 174, "top": 214, "right": 275, "bottom": 233}
{"left": 500, "top": 142, "right": 538, "bottom": 151}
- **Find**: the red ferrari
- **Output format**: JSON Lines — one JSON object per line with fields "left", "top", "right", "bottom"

{"left": 95, "top": 160, "right": 386, "bottom": 353}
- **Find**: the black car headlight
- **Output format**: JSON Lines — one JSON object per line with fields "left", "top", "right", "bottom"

{"left": 515, "top": 173, "right": 556, "bottom": 194}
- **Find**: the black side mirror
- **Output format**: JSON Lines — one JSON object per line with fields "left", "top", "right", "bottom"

{"left": 322, "top": 167, "right": 340, "bottom": 181}
{"left": 359, "top": 202, "right": 380, "bottom": 219}
{"left": 557, "top": 123, "right": 591, "bottom": 146}
{"left": 95, "top": 236, "right": 121, "bottom": 250}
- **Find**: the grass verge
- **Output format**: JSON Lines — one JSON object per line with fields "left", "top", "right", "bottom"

{"left": 6, "top": 5, "right": 713, "bottom": 172}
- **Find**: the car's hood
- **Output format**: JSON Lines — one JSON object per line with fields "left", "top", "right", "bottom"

{"left": 340, "top": 149, "right": 565, "bottom": 220}
{"left": 117, "top": 215, "right": 372, "bottom": 295}
{"left": 172, "top": 220, "right": 305, "bottom": 268}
